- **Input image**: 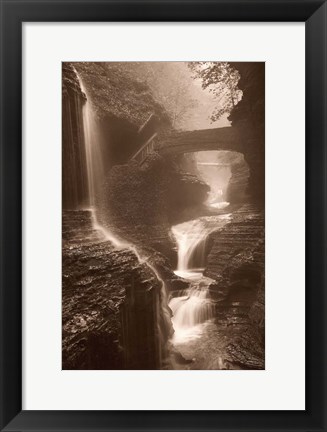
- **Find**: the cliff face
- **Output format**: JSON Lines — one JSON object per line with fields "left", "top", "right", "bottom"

{"left": 205, "top": 204, "right": 265, "bottom": 368}
{"left": 174, "top": 151, "right": 250, "bottom": 205}
{"left": 62, "top": 63, "right": 199, "bottom": 370}
{"left": 62, "top": 62, "right": 173, "bottom": 209}
{"left": 72, "top": 62, "right": 173, "bottom": 167}
{"left": 97, "top": 153, "right": 210, "bottom": 262}
{"left": 226, "top": 157, "right": 250, "bottom": 204}
{"left": 229, "top": 62, "right": 265, "bottom": 204}
{"left": 62, "top": 64, "right": 89, "bottom": 209}
{"left": 62, "top": 210, "right": 173, "bottom": 369}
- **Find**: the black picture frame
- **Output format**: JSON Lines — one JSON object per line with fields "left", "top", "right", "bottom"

{"left": 0, "top": 0, "right": 326, "bottom": 431}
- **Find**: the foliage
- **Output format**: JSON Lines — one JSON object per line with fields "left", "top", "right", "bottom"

{"left": 73, "top": 62, "right": 201, "bottom": 130}
{"left": 188, "top": 62, "right": 242, "bottom": 122}
{"left": 120, "top": 62, "right": 199, "bottom": 129}
{"left": 73, "top": 62, "right": 171, "bottom": 126}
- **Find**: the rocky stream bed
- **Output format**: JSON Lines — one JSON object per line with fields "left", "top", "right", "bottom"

{"left": 62, "top": 204, "right": 264, "bottom": 370}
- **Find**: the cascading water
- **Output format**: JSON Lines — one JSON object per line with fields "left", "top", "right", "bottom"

{"left": 169, "top": 219, "right": 216, "bottom": 342}
{"left": 77, "top": 72, "right": 171, "bottom": 365}
{"left": 172, "top": 219, "right": 213, "bottom": 279}
{"left": 79, "top": 81, "right": 105, "bottom": 207}
{"left": 169, "top": 214, "right": 231, "bottom": 343}
{"left": 79, "top": 76, "right": 168, "bottom": 289}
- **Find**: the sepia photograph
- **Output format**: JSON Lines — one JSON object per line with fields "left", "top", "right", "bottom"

{"left": 3, "top": 0, "right": 327, "bottom": 425}
{"left": 62, "top": 61, "right": 265, "bottom": 370}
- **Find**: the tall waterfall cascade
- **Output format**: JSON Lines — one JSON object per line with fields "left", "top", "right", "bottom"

{"left": 79, "top": 81, "right": 105, "bottom": 208}
{"left": 76, "top": 72, "right": 171, "bottom": 366}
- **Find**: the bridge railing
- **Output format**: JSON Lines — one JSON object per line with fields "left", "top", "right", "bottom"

{"left": 197, "top": 162, "right": 230, "bottom": 167}
{"left": 130, "top": 132, "right": 157, "bottom": 164}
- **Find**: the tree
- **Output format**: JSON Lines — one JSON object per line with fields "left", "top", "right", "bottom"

{"left": 122, "top": 62, "right": 199, "bottom": 129}
{"left": 188, "top": 62, "right": 242, "bottom": 122}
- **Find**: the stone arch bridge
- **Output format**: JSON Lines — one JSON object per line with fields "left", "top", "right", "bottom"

{"left": 131, "top": 124, "right": 264, "bottom": 203}
{"left": 157, "top": 127, "right": 242, "bottom": 156}
{"left": 131, "top": 127, "right": 243, "bottom": 164}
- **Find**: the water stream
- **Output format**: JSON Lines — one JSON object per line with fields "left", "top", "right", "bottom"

{"left": 77, "top": 70, "right": 232, "bottom": 367}
{"left": 169, "top": 212, "right": 231, "bottom": 344}
{"left": 79, "top": 74, "right": 171, "bottom": 365}
{"left": 79, "top": 80, "right": 105, "bottom": 207}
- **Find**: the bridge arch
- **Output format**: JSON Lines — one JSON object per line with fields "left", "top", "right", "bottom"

{"left": 156, "top": 127, "right": 242, "bottom": 156}
{"left": 155, "top": 126, "right": 263, "bottom": 203}
{"left": 131, "top": 125, "right": 263, "bottom": 203}
{"left": 175, "top": 150, "right": 250, "bottom": 205}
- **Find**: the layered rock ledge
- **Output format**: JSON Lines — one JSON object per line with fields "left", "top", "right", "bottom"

{"left": 205, "top": 204, "right": 265, "bottom": 369}
{"left": 62, "top": 210, "right": 172, "bottom": 370}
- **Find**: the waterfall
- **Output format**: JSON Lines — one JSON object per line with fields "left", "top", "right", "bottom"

{"left": 79, "top": 82, "right": 105, "bottom": 207}
{"left": 169, "top": 219, "right": 216, "bottom": 342}
{"left": 169, "top": 285, "right": 215, "bottom": 327}
{"left": 172, "top": 219, "right": 215, "bottom": 279}
{"left": 75, "top": 71, "right": 171, "bottom": 367}
{"left": 92, "top": 208, "right": 171, "bottom": 366}
{"left": 169, "top": 215, "right": 230, "bottom": 343}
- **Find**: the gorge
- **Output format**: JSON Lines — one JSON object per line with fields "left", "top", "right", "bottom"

{"left": 62, "top": 61, "right": 265, "bottom": 370}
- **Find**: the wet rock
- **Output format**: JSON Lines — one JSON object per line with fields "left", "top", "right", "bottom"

{"left": 62, "top": 64, "right": 89, "bottom": 209}
{"left": 226, "top": 158, "right": 250, "bottom": 203}
{"left": 62, "top": 210, "right": 173, "bottom": 369}
{"left": 205, "top": 205, "right": 264, "bottom": 289}
{"left": 229, "top": 62, "right": 265, "bottom": 203}
{"left": 225, "top": 326, "right": 265, "bottom": 370}
{"left": 170, "top": 278, "right": 190, "bottom": 292}
{"left": 204, "top": 204, "right": 265, "bottom": 367}
{"left": 97, "top": 153, "right": 210, "bottom": 263}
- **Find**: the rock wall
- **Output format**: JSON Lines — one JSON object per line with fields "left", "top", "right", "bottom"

{"left": 62, "top": 64, "right": 89, "bottom": 209}
{"left": 229, "top": 62, "right": 265, "bottom": 204}
{"left": 173, "top": 151, "right": 250, "bottom": 205}
{"left": 62, "top": 62, "right": 174, "bottom": 210}
{"left": 97, "top": 153, "right": 210, "bottom": 263}
{"left": 206, "top": 205, "right": 264, "bottom": 302}
{"left": 226, "top": 160, "right": 250, "bottom": 203}
{"left": 207, "top": 150, "right": 250, "bottom": 204}
{"left": 62, "top": 210, "right": 173, "bottom": 369}
{"left": 205, "top": 204, "right": 265, "bottom": 368}
{"left": 72, "top": 62, "right": 173, "bottom": 168}
{"left": 62, "top": 64, "right": 184, "bottom": 370}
